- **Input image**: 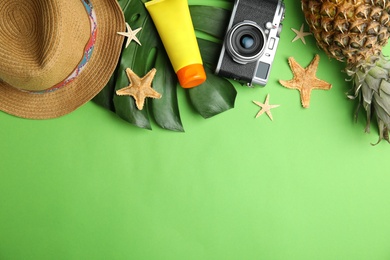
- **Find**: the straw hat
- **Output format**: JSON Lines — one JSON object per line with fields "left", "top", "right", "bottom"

{"left": 0, "top": 0, "right": 125, "bottom": 118}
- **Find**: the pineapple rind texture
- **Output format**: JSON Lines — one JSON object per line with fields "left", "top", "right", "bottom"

{"left": 302, "top": 0, "right": 390, "bottom": 64}
{"left": 302, "top": 0, "right": 390, "bottom": 144}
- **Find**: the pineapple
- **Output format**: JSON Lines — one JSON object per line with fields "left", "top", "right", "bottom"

{"left": 301, "top": 0, "right": 390, "bottom": 144}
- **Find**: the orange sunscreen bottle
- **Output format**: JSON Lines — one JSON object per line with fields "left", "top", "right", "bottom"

{"left": 145, "top": 0, "right": 206, "bottom": 88}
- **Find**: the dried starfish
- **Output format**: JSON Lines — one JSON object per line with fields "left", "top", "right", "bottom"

{"left": 116, "top": 68, "right": 161, "bottom": 110}
{"left": 117, "top": 22, "right": 142, "bottom": 48}
{"left": 279, "top": 55, "right": 331, "bottom": 108}
{"left": 291, "top": 24, "right": 312, "bottom": 45}
{"left": 253, "top": 94, "right": 280, "bottom": 121}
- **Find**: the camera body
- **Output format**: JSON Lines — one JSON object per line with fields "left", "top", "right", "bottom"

{"left": 215, "top": 0, "right": 285, "bottom": 86}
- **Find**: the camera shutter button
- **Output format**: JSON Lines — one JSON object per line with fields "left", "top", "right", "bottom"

{"left": 265, "top": 22, "right": 273, "bottom": 30}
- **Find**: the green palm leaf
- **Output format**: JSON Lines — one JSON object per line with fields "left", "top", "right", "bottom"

{"left": 93, "top": 0, "right": 236, "bottom": 131}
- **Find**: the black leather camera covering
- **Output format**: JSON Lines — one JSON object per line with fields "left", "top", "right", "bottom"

{"left": 217, "top": 0, "right": 279, "bottom": 84}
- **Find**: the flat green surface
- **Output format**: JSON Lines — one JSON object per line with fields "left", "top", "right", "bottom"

{"left": 1, "top": 0, "right": 390, "bottom": 259}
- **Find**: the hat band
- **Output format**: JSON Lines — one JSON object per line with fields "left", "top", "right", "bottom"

{"left": 31, "top": 0, "right": 97, "bottom": 94}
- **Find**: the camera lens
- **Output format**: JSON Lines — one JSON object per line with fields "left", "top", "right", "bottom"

{"left": 226, "top": 21, "right": 266, "bottom": 64}
{"left": 241, "top": 35, "right": 254, "bottom": 49}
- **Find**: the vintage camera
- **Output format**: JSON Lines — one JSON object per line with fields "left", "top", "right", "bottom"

{"left": 215, "top": 0, "right": 285, "bottom": 86}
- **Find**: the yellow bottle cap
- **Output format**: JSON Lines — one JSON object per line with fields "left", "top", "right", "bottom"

{"left": 176, "top": 64, "right": 207, "bottom": 88}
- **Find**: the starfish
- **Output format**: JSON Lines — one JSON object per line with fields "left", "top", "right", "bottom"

{"left": 253, "top": 94, "right": 280, "bottom": 121}
{"left": 291, "top": 24, "right": 312, "bottom": 45}
{"left": 279, "top": 55, "right": 332, "bottom": 108}
{"left": 117, "top": 22, "right": 142, "bottom": 48}
{"left": 116, "top": 68, "right": 161, "bottom": 110}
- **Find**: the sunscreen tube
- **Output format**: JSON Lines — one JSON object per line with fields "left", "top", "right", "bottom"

{"left": 145, "top": 0, "right": 206, "bottom": 88}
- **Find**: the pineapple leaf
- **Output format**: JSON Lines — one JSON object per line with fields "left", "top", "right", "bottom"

{"left": 374, "top": 90, "right": 390, "bottom": 116}
{"left": 379, "top": 79, "right": 390, "bottom": 95}
{"left": 362, "top": 81, "right": 374, "bottom": 106}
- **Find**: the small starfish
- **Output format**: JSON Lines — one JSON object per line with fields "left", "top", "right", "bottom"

{"left": 117, "top": 22, "right": 142, "bottom": 48}
{"left": 279, "top": 55, "right": 332, "bottom": 108}
{"left": 253, "top": 94, "right": 280, "bottom": 121}
{"left": 116, "top": 68, "right": 161, "bottom": 110}
{"left": 291, "top": 24, "right": 312, "bottom": 45}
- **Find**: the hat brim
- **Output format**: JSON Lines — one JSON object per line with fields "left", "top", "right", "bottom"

{"left": 0, "top": 0, "right": 125, "bottom": 119}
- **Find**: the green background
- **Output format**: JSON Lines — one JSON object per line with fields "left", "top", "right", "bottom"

{"left": 1, "top": 0, "right": 390, "bottom": 259}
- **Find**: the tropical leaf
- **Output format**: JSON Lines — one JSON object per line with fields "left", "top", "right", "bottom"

{"left": 152, "top": 50, "right": 184, "bottom": 132}
{"left": 115, "top": 0, "right": 179, "bottom": 130}
{"left": 189, "top": 39, "right": 236, "bottom": 118}
{"left": 189, "top": 66, "right": 237, "bottom": 118}
{"left": 93, "top": 0, "right": 236, "bottom": 130}
{"left": 92, "top": 73, "right": 116, "bottom": 111}
{"left": 189, "top": 6, "right": 237, "bottom": 119}
{"left": 190, "top": 5, "right": 231, "bottom": 40}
